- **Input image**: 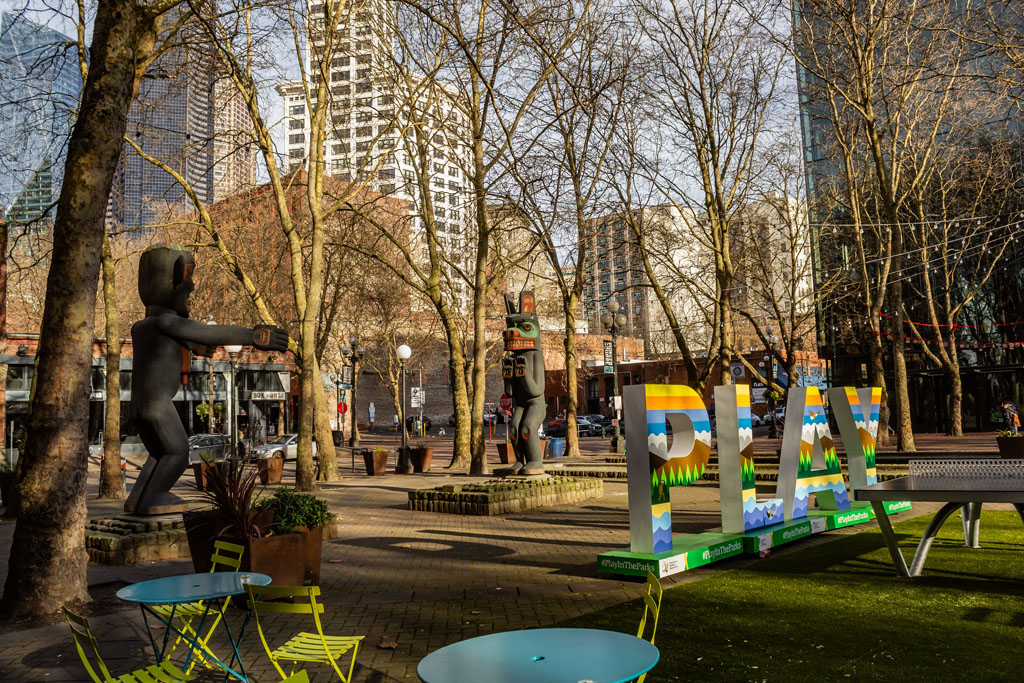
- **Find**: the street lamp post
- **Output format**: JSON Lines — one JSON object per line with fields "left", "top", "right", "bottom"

{"left": 205, "top": 317, "right": 216, "bottom": 433}
{"left": 225, "top": 344, "right": 243, "bottom": 457}
{"left": 765, "top": 324, "right": 780, "bottom": 439}
{"left": 396, "top": 344, "right": 413, "bottom": 473}
{"left": 342, "top": 337, "right": 365, "bottom": 447}
{"left": 600, "top": 300, "right": 628, "bottom": 453}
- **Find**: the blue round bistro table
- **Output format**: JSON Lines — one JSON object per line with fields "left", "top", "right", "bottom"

{"left": 417, "top": 627, "right": 659, "bottom": 683}
{"left": 117, "top": 571, "right": 271, "bottom": 682}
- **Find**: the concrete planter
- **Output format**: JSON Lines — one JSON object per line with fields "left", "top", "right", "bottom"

{"left": 997, "top": 436, "right": 1024, "bottom": 459}
{"left": 257, "top": 456, "right": 284, "bottom": 485}
{"left": 363, "top": 448, "right": 389, "bottom": 475}
{"left": 411, "top": 446, "right": 433, "bottom": 473}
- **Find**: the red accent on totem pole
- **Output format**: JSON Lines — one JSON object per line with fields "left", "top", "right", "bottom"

{"left": 253, "top": 328, "right": 270, "bottom": 345}
{"left": 521, "top": 294, "right": 535, "bottom": 313}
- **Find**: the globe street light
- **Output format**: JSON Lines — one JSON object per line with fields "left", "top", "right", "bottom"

{"left": 342, "top": 337, "right": 366, "bottom": 447}
{"left": 396, "top": 344, "right": 413, "bottom": 473}
{"left": 225, "top": 344, "right": 243, "bottom": 457}
{"left": 600, "top": 300, "right": 628, "bottom": 453}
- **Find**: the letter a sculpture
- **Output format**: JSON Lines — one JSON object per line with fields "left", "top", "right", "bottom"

{"left": 502, "top": 291, "right": 546, "bottom": 475}
{"left": 125, "top": 244, "right": 289, "bottom": 515}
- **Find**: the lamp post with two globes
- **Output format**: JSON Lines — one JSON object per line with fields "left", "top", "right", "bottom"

{"left": 342, "top": 337, "right": 365, "bottom": 447}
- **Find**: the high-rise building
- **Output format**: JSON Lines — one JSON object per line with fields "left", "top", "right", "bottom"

{"left": 109, "top": 42, "right": 257, "bottom": 230}
{"left": 278, "top": 0, "right": 474, "bottom": 291}
{"left": 0, "top": 10, "right": 82, "bottom": 225}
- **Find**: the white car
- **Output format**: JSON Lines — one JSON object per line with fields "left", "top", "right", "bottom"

{"left": 249, "top": 434, "right": 317, "bottom": 461}
{"left": 749, "top": 414, "right": 763, "bottom": 427}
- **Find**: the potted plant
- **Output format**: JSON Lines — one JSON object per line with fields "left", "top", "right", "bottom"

{"left": 363, "top": 447, "right": 389, "bottom": 475}
{"left": 183, "top": 458, "right": 333, "bottom": 585}
{"left": 410, "top": 443, "right": 433, "bottom": 472}
{"left": 191, "top": 451, "right": 218, "bottom": 492}
{"left": 996, "top": 430, "right": 1024, "bottom": 459}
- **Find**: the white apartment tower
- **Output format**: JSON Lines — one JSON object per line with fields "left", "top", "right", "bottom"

{"left": 278, "top": 0, "right": 474, "bottom": 291}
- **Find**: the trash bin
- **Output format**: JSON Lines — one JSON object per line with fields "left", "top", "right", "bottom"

{"left": 332, "top": 430, "right": 345, "bottom": 447}
{"left": 549, "top": 437, "right": 565, "bottom": 459}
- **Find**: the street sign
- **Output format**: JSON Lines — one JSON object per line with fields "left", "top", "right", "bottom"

{"left": 752, "top": 387, "right": 767, "bottom": 404}
{"left": 337, "top": 401, "right": 348, "bottom": 415}
{"left": 730, "top": 362, "right": 745, "bottom": 379}
{"left": 604, "top": 365, "right": 613, "bottom": 374}
{"left": 411, "top": 387, "right": 423, "bottom": 408}
{"left": 499, "top": 394, "right": 512, "bottom": 412}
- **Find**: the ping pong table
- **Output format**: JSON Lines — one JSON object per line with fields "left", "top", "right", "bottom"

{"left": 854, "top": 459, "right": 1024, "bottom": 577}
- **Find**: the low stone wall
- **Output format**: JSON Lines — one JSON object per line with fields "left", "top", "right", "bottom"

{"left": 85, "top": 515, "right": 190, "bottom": 565}
{"left": 408, "top": 476, "right": 603, "bottom": 515}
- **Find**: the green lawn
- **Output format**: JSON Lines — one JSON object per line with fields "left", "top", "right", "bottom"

{"left": 564, "top": 510, "right": 1024, "bottom": 682}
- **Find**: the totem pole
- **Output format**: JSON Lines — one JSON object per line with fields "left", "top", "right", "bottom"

{"left": 502, "top": 291, "right": 546, "bottom": 474}
{"left": 125, "top": 244, "right": 288, "bottom": 515}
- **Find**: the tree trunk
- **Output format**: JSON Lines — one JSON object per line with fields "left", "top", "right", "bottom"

{"left": 98, "top": 234, "right": 123, "bottom": 499}
{"left": 564, "top": 315, "right": 580, "bottom": 459}
{"left": 0, "top": 0, "right": 156, "bottom": 619}
{"left": 443, "top": 322, "right": 471, "bottom": 470}
{"left": 867, "top": 312, "right": 891, "bottom": 447}
{"left": 945, "top": 351, "right": 963, "bottom": 437}
{"left": 311, "top": 356, "right": 337, "bottom": 481}
{"left": 890, "top": 256, "right": 916, "bottom": 452}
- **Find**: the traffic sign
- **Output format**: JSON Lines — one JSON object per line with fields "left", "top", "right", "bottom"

{"left": 337, "top": 401, "right": 348, "bottom": 415}
{"left": 499, "top": 394, "right": 512, "bottom": 412}
{"left": 411, "top": 387, "right": 423, "bottom": 408}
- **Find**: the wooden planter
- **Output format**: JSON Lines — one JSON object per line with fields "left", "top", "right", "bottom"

{"left": 191, "top": 463, "right": 217, "bottom": 492}
{"left": 996, "top": 436, "right": 1024, "bottom": 459}
{"left": 363, "top": 449, "right": 389, "bottom": 475}
{"left": 257, "top": 456, "right": 284, "bottom": 485}
{"left": 496, "top": 443, "right": 512, "bottom": 464}
{"left": 183, "top": 511, "right": 323, "bottom": 585}
{"left": 411, "top": 446, "right": 433, "bottom": 473}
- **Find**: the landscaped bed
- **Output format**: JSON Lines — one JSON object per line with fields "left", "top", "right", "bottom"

{"left": 408, "top": 476, "right": 602, "bottom": 515}
{"left": 562, "top": 510, "right": 1024, "bottom": 681}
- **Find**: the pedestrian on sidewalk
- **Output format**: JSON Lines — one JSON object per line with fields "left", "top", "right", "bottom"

{"left": 1001, "top": 399, "right": 1019, "bottom": 434}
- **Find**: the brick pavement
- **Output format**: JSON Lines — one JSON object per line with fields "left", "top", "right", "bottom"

{"left": 0, "top": 434, "right": 959, "bottom": 682}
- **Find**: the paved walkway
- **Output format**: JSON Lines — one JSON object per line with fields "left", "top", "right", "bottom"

{"left": 0, "top": 432, "right": 976, "bottom": 682}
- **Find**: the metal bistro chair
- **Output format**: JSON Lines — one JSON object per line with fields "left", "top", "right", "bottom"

{"left": 63, "top": 607, "right": 195, "bottom": 683}
{"left": 150, "top": 539, "right": 245, "bottom": 670}
{"left": 635, "top": 571, "right": 664, "bottom": 683}
{"left": 246, "top": 584, "right": 364, "bottom": 682}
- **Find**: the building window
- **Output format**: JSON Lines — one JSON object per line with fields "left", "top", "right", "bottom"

{"left": 379, "top": 167, "right": 395, "bottom": 179}
{"left": 290, "top": 149, "right": 303, "bottom": 158}
{"left": 332, "top": 85, "right": 350, "bottom": 96}
{"left": 289, "top": 133, "right": 305, "bottom": 144}
{"left": 356, "top": 140, "right": 371, "bottom": 152}
{"left": 380, "top": 95, "right": 393, "bottom": 106}
{"left": 289, "top": 119, "right": 303, "bottom": 129}
{"left": 289, "top": 105, "right": 304, "bottom": 115}
{"left": 332, "top": 71, "right": 349, "bottom": 81}
{"left": 333, "top": 56, "right": 350, "bottom": 67}
{"left": 356, "top": 53, "right": 371, "bottom": 64}
{"left": 5, "top": 365, "right": 33, "bottom": 391}
{"left": 380, "top": 182, "right": 395, "bottom": 194}
{"left": 356, "top": 83, "right": 372, "bottom": 93}
{"left": 332, "top": 143, "right": 348, "bottom": 154}
{"left": 448, "top": 166, "right": 458, "bottom": 176}
{"left": 357, "top": 126, "right": 372, "bottom": 137}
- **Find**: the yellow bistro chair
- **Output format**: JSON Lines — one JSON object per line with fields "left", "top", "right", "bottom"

{"left": 246, "top": 584, "right": 364, "bottom": 682}
{"left": 636, "top": 571, "right": 663, "bottom": 683}
{"left": 63, "top": 607, "right": 195, "bottom": 683}
{"left": 150, "top": 540, "right": 245, "bottom": 669}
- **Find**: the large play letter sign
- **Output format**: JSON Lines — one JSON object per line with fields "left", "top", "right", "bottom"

{"left": 827, "top": 387, "right": 881, "bottom": 490}
{"left": 778, "top": 386, "right": 850, "bottom": 520}
{"left": 624, "top": 384, "right": 711, "bottom": 554}
{"left": 715, "top": 384, "right": 783, "bottom": 533}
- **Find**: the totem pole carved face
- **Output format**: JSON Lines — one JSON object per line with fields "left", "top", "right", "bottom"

{"left": 503, "top": 291, "right": 540, "bottom": 352}
{"left": 138, "top": 244, "right": 196, "bottom": 318}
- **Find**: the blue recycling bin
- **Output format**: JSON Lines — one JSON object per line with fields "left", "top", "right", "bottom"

{"left": 549, "top": 437, "right": 565, "bottom": 459}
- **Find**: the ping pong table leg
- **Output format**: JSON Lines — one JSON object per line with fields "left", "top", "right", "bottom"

{"left": 961, "top": 502, "right": 982, "bottom": 549}
{"left": 908, "top": 502, "right": 962, "bottom": 577}
{"left": 871, "top": 501, "right": 910, "bottom": 578}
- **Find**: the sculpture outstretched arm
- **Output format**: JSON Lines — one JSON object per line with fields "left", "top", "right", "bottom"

{"left": 155, "top": 316, "right": 289, "bottom": 351}
{"left": 520, "top": 353, "right": 545, "bottom": 398}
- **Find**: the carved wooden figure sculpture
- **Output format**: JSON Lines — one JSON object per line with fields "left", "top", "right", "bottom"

{"left": 124, "top": 244, "right": 288, "bottom": 515}
{"left": 502, "top": 291, "right": 546, "bottom": 474}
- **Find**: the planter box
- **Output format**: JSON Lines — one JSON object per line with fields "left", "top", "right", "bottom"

{"left": 257, "top": 456, "right": 284, "bottom": 485}
{"left": 997, "top": 436, "right": 1024, "bottom": 459}
{"left": 183, "top": 511, "right": 323, "bottom": 585}
{"left": 497, "top": 443, "right": 512, "bottom": 464}
{"left": 411, "top": 446, "right": 433, "bottom": 473}
{"left": 363, "top": 449, "right": 389, "bottom": 475}
{"left": 191, "top": 463, "right": 217, "bottom": 491}
{"left": 0, "top": 471, "right": 15, "bottom": 507}
{"left": 408, "top": 476, "right": 603, "bottom": 515}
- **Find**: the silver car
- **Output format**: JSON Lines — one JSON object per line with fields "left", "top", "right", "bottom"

{"left": 249, "top": 434, "right": 317, "bottom": 461}
{"left": 188, "top": 434, "right": 233, "bottom": 464}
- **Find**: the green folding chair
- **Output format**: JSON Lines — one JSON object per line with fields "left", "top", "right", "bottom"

{"left": 636, "top": 571, "right": 663, "bottom": 683}
{"left": 63, "top": 607, "right": 194, "bottom": 683}
{"left": 150, "top": 539, "right": 245, "bottom": 670}
{"left": 246, "top": 584, "right": 363, "bottom": 682}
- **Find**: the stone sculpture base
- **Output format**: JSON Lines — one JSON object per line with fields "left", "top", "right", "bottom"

{"left": 85, "top": 514, "right": 190, "bottom": 565}
{"left": 408, "top": 477, "right": 602, "bottom": 515}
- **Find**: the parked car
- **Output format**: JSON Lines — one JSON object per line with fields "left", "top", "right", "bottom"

{"left": 188, "top": 434, "right": 233, "bottom": 464}
{"left": 580, "top": 414, "right": 611, "bottom": 430}
{"left": 749, "top": 414, "right": 763, "bottom": 427}
{"left": 545, "top": 417, "right": 600, "bottom": 438}
{"left": 482, "top": 412, "right": 500, "bottom": 425}
{"left": 89, "top": 435, "right": 149, "bottom": 459}
{"left": 249, "top": 433, "right": 317, "bottom": 461}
